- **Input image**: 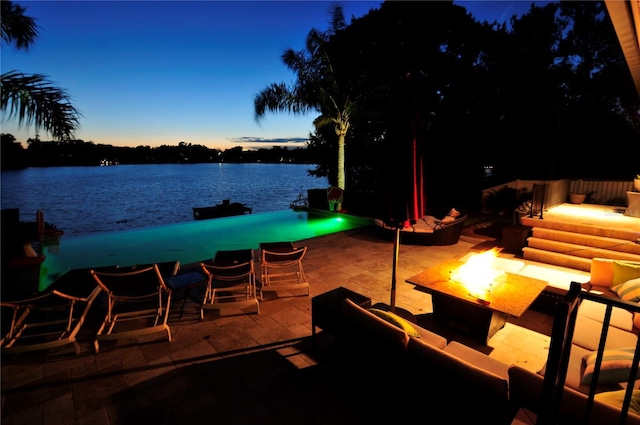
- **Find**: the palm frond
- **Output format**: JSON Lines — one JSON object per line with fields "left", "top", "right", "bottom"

{"left": 1, "top": 71, "right": 82, "bottom": 140}
{"left": 1, "top": 1, "right": 39, "bottom": 50}
{"left": 254, "top": 82, "right": 316, "bottom": 121}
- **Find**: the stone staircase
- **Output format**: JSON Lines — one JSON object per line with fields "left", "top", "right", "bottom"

{"left": 519, "top": 204, "right": 640, "bottom": 272}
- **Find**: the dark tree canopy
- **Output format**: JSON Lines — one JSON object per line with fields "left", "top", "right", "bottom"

{"left": 307, "top": 1, "right": 639, "bottom": 215}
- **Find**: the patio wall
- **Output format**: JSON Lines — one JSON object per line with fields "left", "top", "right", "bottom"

{"left": 482, "top": 178, "right": 634, "bottom": 213}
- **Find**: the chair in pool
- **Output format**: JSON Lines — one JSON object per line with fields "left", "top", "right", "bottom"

{"left": 200, "top": 249, "right": 259, "bottom": 315}
{"left": 36, "top": 209, "right": 64, "bottom": 244}
{"left": 327, "top": 186, "right": 344, "bottom": 212}
{"left": 0, "top": 283, "right": 101, "bottom": 355}
{"left": 259, "top": 242, "right": 310, "bottom": 300}
{"left": 90, "top": 263, "right": 175, "bottom": 353}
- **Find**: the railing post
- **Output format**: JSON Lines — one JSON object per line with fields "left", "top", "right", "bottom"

{"left": 539, "top": 183, "right": 545, "bottom": 219}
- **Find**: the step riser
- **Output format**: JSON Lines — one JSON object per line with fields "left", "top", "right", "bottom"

{"left": 522, "top": 247, "right": 592, "bottom": 272}
{"left": 521, "top": 216, "right": 640, "bottom": 241}
{"left": 526, "top": 237, "right": 640, "bottom": 262}
{"left": 519, "top": 204, "right": 640, "bottom": 270}
{"left": 531, "top": 228, "right": 640, "bottom": 255}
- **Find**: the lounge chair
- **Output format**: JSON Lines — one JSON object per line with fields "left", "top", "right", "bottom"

{"left": 1, "top": 282, "right": 101, "bottom": 355}
{"left": 259, "top": 242, "right": 309, "bottom": 300}
{"left": 200, "top": 249, "right": 259, "bottom": 315}
{"left": 90, "top": 263, "right": 175, "bottom": 353}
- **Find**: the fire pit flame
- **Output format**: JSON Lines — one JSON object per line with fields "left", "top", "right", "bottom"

{"left": 451, "top": 248, "right": 504, "bottom": 300}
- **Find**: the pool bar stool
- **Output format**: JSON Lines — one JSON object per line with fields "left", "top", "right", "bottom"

{"left": 200, "top": 249, "right": 260, "bottom": 315}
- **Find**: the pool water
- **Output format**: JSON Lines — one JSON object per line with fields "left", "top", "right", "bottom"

{"left": 40, "top": 209, "right": 372, "bottom": 291}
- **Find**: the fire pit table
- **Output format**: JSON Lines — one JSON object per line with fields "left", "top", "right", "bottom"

{"left": 406, "top": 258, "right": 547, "bottom": 344}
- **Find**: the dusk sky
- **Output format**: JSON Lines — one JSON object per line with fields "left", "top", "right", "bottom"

{"left": 1, "top": 1, "right": 548, "bottom": 150}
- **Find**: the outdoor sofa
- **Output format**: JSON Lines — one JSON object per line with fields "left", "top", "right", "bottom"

{"left": 326, "top": 257, "right": 640, "bottom": 424}
{"left": 502, "top": 257, "right": 640, "bottom": 424}
{"left": 374, "top": 207, "right": 468, "bottom": 246}
{"left": 332, "top": 298, "right": 519, "bottom": 424}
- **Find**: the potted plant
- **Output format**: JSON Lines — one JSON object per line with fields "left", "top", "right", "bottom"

{"left": 569, "top": 193, "right": 586, "bottom": 204}
{"left": 634, "top": 174, "right": 640, "bottom": 192}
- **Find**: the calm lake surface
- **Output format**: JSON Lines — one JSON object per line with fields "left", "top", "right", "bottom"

{"left": 1, "top": 163, "right": 327, "bottom": 238}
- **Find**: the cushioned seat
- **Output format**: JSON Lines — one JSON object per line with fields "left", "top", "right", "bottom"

{"left": 374, "top": 208, "right": 467, "bottom": 246}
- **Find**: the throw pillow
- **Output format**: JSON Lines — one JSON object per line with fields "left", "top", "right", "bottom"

{"left": 590, "top": 258, "right": 614, "bottom": 287}
{"left": 594, "top": 389, "right": 640, "bottom": 415}
{"left": 612, "top": 261, "right": 640, "bottom": 286}
{"left": 447, "top": 208, "right": 461, "bottom": 218}
{"left": 611, "top": 278, "right": 640, "bottom": 302}
{"left": 368, "top": 308, "right": 421, "bottom": 338}
{"left": 582, "top": 347, "right": 640, "bottom": 385}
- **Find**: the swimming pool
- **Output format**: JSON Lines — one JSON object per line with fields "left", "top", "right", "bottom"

{"left": 40, "top": 209, "right": 372, "bottom": 291}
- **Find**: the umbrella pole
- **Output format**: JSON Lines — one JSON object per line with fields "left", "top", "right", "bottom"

{"left": 391, "top": 226, "right": 400, "bottom": 312}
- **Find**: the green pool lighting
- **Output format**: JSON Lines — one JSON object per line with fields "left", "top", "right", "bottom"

{"left": 40, "top": 209, "right": 372, "bottom": 291}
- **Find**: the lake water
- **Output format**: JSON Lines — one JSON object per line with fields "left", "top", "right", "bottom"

{"left": 1, "top": 163, "right": 327, "bottom": 237}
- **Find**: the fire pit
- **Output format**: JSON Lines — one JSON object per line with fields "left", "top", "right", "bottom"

{"left": 406, "top": 250, "right": 547, "bottom": 343}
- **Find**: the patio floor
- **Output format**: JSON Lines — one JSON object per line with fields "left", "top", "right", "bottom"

{"left": 1, "top": 218, "right": 563, "bottom": 425}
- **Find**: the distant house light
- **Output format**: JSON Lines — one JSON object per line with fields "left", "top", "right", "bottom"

{"left": 483, "top": 165, "right": 494, "bottom": 177}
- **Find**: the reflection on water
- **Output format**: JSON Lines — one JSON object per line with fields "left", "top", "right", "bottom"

{"left": 40, "top": 209, "right": 371, "bottom": 291}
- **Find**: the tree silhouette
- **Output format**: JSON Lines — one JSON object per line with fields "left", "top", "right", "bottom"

{"left": 254, "top": 4, "right": 355, "bottom": 190}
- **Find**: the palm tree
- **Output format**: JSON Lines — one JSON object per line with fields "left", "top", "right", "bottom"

{"left": 254, "top": 5, "right": 353, "bottom": 190}
{"left": 1, "top": 0, "right": 81, "bottom": 141}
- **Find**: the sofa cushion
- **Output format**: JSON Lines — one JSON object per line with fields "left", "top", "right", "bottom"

{"left": 538, "top": 344, "right": 621, "bottom": 393}
{"left": 613, "top": 261, "right": 640, "bottom": 286}
{"left": 408, "top": 338, "right": 509, "bottom": 397}
{"left": 368, "top": 308, "right": 421, "bottom": 338}
{"left": 565, "top": 344, "right": 597, "bottom": 392}
{"left": 340, "top": 298, "right": 409, "bottom": 351}
{"left": 410, "top": 217, "right": 436, "bottom": 233}
{"left": 517, "top": 264, "right": 590, "bottom": 293}
{"left": 443, "top": 341, "right": 510, "bottom": 383}
{"left": 595, "top": 389, "right": 640, "bottom": 415}
{"left": 612, "top": 278, "right": 640, "bottom": 302}
{"left": 573, "top": 314, "right": 638, "bottom": 353}
{"left": 591, "top": 258, "right": 615, "bottom": 287}
{"left": 509, "top": 365, "right": 640, "bottom": 425}
{"left": 582, "top": 347, "right": 640, "bottom": 385}
{"left": 412, "top": 326, "right": 448, "bottom": 349}
{"left": 577, "top": 299, "right": 636, "bottom": 334}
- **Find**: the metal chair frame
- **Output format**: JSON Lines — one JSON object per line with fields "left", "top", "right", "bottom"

{"left": 259, "top": 245, "right": 310, "bottom": 300}
{"left": 200, "top": 249, "right": 259, "bottom": 315}
{"left": 1, "top": 286, "right": 101, "bottom": 355}
{"left": 90, "top": 263, "right": 173, "bottom": 353}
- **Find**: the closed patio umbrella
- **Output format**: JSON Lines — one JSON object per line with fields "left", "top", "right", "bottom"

{"left": 382, "top": 73, "right": 427, "bottom": 312}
